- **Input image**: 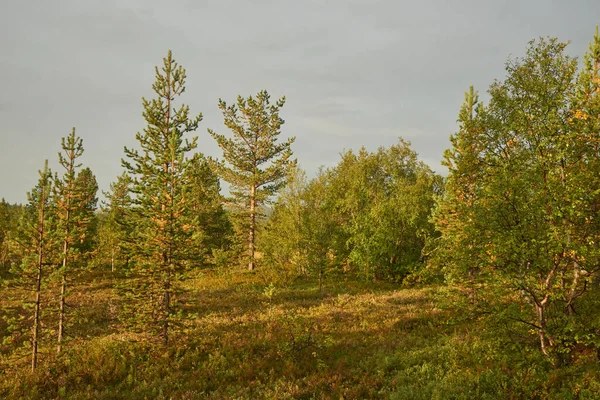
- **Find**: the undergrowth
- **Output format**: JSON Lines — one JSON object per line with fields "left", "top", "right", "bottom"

{"left": 1, "top": 269, "right": 599, "bottom": 399}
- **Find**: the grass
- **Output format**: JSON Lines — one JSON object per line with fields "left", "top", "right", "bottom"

{"left": 1, "top": 268, "right": 600, "bottom": 399}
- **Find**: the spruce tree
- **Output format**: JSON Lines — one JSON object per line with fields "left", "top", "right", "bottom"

{"left": 72, "top": 167, "right": 99, "bottom": 258}
{"left": 185, "top": 154, "right": 231, "bottom": 265}
{"left": 100, "top": 173, "right": 134, "bottom": 272}
{"left": 122, "top": 50, "right": 201, "bottom": 345}
{"left": 208, "top": 90, "right": 296, "bottom": 271}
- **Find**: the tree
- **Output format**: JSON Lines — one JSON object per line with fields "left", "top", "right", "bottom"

{"left": 0, "top": 199, "right": 11, "bottom": 274}
{"left": 122, "top": 50, "right": 201, "bottom": 345}
{"left": 431, "top": 86, "right": 488, "bottom": 300}
{"left": 0, "top": 200, "right": 23, "bottom": 275}
{"left": 433, "top": 35, "right": 600, "bottom": 363}
{"left": 184, "top": 153, "right": 232, "bottom": 265}
{"left": 53, "top": 129, "right": 97, "bottom": 354}
{"left": 261, "top": 165, "right": 309, "bottom": 281}
{"left": 208, "top": 90, "right": 296, "bottom": 271}
{"left": 99, "top": 173, "right": 134, "bottom": 272}
{"left": 323, "top": 140, "right": 441, "bottom": 281}
{"left": 300, "top": 171, "right": 335, "bottom": 292}
{"left": 10, "top": 161, "right": 53, "bottom": 371}
{"left": 262, "top": 140, "right": 440, "bottom": 286}
{"left": 71, "top": 167, "right": 98, "bottom": 260}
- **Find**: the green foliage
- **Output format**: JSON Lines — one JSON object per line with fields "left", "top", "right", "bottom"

{"left": 53, "top": 128, "right": 98, "bottom": 353}
{"left": 328, "top": 140, "right": 442, "bottom": 281}
{"left": 96, "top": 173, "right": 134, "bottom": 272}
{"left": 121, "top": 50, "right": 202, "bottom": 344}
{"left": 53, "top": 130, "right": 99, "bottom": 275}
{"left": 260, "top": 166, "right": 309, "bottom": 281}
{"left": 184, "top": 153, "right": 232, "bottom": 266}
{"left": 263, "top": 140, "right": 441, "bottom": 284}
{"left": 3, "top": 28, "right": 600, "bottom": 398}
{"left": 433, "top": 34, "right": 600, "bottom": 362}
{"left": 71, "top": 167, "right": 98, "bottom": 259}
{"left": 4, "top": 161, "right": 54, "bottom": 370}
{"left": 208, "top": 90, "right": 296, "bottom": 270}
{"left": 0, "top": 202, "right": 25, "bottom": 276}
{"left": 0, "top": 199, "right": 19, "bottom": 275}
{"left": 3, "top": 271, "right": 599, "bottom": 399}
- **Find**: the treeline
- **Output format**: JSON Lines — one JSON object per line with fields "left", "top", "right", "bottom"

{"left": 1, "top": 28, "right": 600, "bottom": 374}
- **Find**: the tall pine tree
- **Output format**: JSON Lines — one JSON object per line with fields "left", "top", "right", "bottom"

{"left": 208, "top": 90, "right": 296, "bottom": 271}
{"left": 122, "top": 50, "right": 201, "bottom": 345}
{"left": 53, "top": 129, "right": 97, "bottom": 354}
{"left": 11, "top": 161, "right": 54, "bottom": 371}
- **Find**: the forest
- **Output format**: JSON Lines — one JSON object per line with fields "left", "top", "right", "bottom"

{"left": 1, "top": 28, "right": 600, "bottom": 399}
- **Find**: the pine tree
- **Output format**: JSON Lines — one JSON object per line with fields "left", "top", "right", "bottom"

{"left": 53, "top": 128, "right": 96, "bottom": 354}
{"left": 122, "top": 50, "right": 201, "bottom": 345}
{"left": 13, "top": 161, "right": 54, "bottom": 371}
{"left": 208, "top": 90, "right": 296, "bottom": 271}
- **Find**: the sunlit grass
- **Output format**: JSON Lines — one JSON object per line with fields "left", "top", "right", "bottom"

{"left": 1, "top": 268, "right": 599, "bottom": 399}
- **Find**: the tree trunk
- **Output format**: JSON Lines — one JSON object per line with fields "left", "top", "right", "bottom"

{"left": 57, "top": 177, "right": 71, "bottom": 355}
{"left": 535, "top": 300, "right": 555, "bottom": 364}
{"left": 57, "top": 234, "right": 69, "bottom": 354}
{"left": 163, "top": 284, "right": 170, "bottom": 346}
{"left": 57, "top": 269, "right": 67, "bottom": 354}
{"left": 566, "top": 261, "right": 581, "bottom": 316}
{"left": 111, "top": 246, "right": 115, "bottom": 273}
{"left": 318, "top": 266, "right": 323, "bottom": 294}
{"left": 249, "top": 184, "right": 256, "bottom": 271}
{"left": 32, "top": 198, "right": 46, "bottom": 372}
{"left": 163, "top": 261, "right": 171, "bottom": 346}
{"left": 536, "top": 304, "right": 549, "bottom": 357}
{"left": 32, "top": 254, "right": 43, "bottom": 371}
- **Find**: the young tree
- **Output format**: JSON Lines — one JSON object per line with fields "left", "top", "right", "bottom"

{"left": 300, "top": 172, "right": 335, "bottom": 293}
{"left": 261, "top": 165, "right": 308, "bottom": 280}
{"left": 0, "top": 200, "right": 23, "bottom": 274}
{"left": 208, "top": 90, "right": 296, "bottom": 271}
{"left": 72, "top": 167, "right": 99, "bottom": 260}
{"left": 53, "top": 128, "right": 97, "bottom": 354}
{"left": 122, "top": 50, "right": 201, "bottom": 345}
{"left": 434, "top": 35, "right": 600, "bottom": 363}
{"left": 184, "top": 153, "right": 231, "bottom": 265}
{"left": 323, "top": 140, "right": 441, "bottom": 281}
{"left": 12, "top": 161, "right": 54, "bottom": 371}
{"left": 432, "top": 86, "right": 488, "bottom": 300}
{"left": 99, "top": 173, "right": 133, "bottom": 272}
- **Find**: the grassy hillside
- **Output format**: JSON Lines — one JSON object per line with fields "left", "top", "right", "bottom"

{"left": 1, "top": 269, "right": 600, "bottom": 399}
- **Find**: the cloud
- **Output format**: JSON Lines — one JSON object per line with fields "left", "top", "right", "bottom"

{"left": 0, "top": 0, "right": 599, "bottom": 203}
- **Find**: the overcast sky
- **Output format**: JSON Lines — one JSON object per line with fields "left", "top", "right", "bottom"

{"left": 1, "top": 0, "right": 598, "bottom": 203}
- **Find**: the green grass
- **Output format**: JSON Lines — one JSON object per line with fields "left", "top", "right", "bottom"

{"left": 1, "top": 269, "right": 599, "bottom": 399}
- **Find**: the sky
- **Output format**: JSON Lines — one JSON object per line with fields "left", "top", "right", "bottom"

{"left": 1, "top": 0, "right": 598, "bottom": 204}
